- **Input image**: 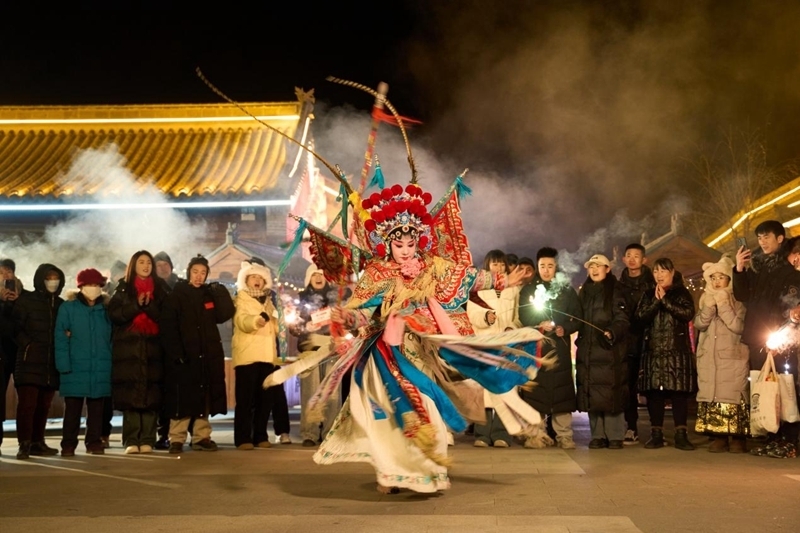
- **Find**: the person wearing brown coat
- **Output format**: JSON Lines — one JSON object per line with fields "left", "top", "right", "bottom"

{"left": 693, "top": 256, "right": 749, "bottom": 453}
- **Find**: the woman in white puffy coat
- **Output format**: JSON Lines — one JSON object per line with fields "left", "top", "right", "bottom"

{"left": 232, "top": 260, "right": 289, "bottom": 449}
{"left": 466, "top": 250, "right": 524, "bottom": 447}
{"left": 693, "top": 255, "right": 749, "bottom": 453}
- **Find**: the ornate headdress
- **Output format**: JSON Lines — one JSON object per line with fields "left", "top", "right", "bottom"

{"left": 351, "top": 183, "right": 434, "bottom": 258}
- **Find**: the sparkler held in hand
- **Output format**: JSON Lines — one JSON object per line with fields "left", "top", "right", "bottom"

{"left": 526, "top": 295, "right": 606, "bottom": 334}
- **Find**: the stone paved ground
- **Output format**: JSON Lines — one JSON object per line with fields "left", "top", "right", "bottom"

{"left": 1, "top": 412, "right": 799, "bottom": 533}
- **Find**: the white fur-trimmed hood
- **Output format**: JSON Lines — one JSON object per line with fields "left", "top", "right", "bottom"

{"left": 236, "top": 261, "right": 273, "bottom": 292}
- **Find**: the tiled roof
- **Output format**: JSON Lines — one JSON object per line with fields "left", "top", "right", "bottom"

{"left": 0, "top": 102, "right": 306, "bottom": 200}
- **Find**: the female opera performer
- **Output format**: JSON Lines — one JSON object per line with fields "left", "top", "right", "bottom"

{"left": 272, "top": 182, "right": 547, "bottom": 495}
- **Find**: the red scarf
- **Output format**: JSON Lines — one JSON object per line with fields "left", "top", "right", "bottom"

{"left": 130, "top": 276, "right": 159, "bottom": 335}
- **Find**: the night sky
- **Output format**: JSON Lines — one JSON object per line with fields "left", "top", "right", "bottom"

{"left": 3, "top": 2, "right": 800, "bottom": 262}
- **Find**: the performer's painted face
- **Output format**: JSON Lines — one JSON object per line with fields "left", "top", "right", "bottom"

{"left": 390, "top": 235, "right": 417, "bottom": 264}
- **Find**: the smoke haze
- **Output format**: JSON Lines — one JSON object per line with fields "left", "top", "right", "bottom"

{"left": 0, "top": 145, "right": 207, "bottom": 289}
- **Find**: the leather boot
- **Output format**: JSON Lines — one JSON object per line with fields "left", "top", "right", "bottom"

{"left": 728, "top": 436, "right": 747, "bottom": 454}
{"left": 16, "top": 441, "right": 31, "bottom": 460}
{"left": 644, "top": 427, "right": 665, "bottom": 449}
{"left": 708, "top": 436, "right": 728, "bottom": 453}
{"left": 30, "top": 441, "right": 59, "bottom": 456}
{"left": 674, "top": 427, "right": 695, "bottom": 451}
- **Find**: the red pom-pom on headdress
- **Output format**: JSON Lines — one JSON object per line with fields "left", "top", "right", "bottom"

{"left": 363, "top": 181, "right": 435, "bottom": 257}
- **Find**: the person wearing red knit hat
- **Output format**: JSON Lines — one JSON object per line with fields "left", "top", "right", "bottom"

{"left": 54, "top": 268, "right": 113, "bottom": 457}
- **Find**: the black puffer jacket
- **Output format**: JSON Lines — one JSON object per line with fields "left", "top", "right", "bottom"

{"left": 12, "top": 264, "right": 65, "bottom": 389}
{"left": 575, "top": 275, "right": 630, "bottom": 413}
{"left": 518, "top": 277, "right": 581, "bottom": 414}
{"left": 732, "top": 251, "right": 800, "bottom": 350}
{"left": 636, "top": 283, "right": 696, "bottom": 392}
{"left": 618, "top": 265, "right": 655, "bottom": 357}
{"left": 108, "top": 278, "right": 170, "bottom": 411}
{"left": 160, "top": 281, "right": 235, "bottom": 419}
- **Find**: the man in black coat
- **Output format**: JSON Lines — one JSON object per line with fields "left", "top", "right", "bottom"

{"left": 12, "top": 263, "right": 65, "bottom": 459}
{"left": 617, "top": 244, "right": 655, "bottom": 445}
{"left": 518, "top": 247, "right": 582, "bottom": 450}
{"left": 160, "top": 255, "right": 234, "bottom": 454}
{"left": 734, "top": 220, "right": 800, "bottom": 457}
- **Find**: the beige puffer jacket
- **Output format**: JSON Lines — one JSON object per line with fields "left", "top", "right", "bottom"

{"left": 694, "top": 256, "right": 749, "bottom": 404}
{"left": 232, "top": 291, "right": 279, "bottom": 367}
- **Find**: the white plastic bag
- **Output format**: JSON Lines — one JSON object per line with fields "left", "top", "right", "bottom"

{"left": 778, "top": 373, "right": 800, "bottom": 423}
{"left": 750, "top": 353, "right": 781, "bottom": 435}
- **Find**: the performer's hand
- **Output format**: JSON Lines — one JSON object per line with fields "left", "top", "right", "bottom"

{"left": 538, "top": 320, "right": 555, "bottom": 332}
{"left": 506, "top": 266, "right": 526, "bottom": 288}
{"left": 138, "top": 292, "right": 148, "bottom": 306}
{"left": 331, "top": 306, "right": 353, "bottom": 327}
{"left": 255, "top": 316, "right": 267, "bottom": 328}
{"left": 735, "top": 245, "right": 750, "bottom": 272}
{"left": 555, "top": 325, "right": 565, "bottom": 337}
{"left": 791, "top": 306, "right": 800, "bottom": 324}
{"left": 486, "top": 311, "right": 496, "bottom": 326}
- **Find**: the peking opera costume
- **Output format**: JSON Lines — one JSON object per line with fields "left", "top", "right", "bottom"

{"left": 198, "top": 73, "right": 552, "bottom": 493}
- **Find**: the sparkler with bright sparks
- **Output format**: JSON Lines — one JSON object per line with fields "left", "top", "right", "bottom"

{"left": 766, "top": 327, "right": 790, "bottom": 351}
{"left": 527, "top": 291, "right": 605, "bottom": 334}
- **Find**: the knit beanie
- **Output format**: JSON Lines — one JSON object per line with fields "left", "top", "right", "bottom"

{"left": 153, "top": 251, "right": 173, "bottom": 269}
{"left": 76, "top": 268, "right": 107, "bottom": 288}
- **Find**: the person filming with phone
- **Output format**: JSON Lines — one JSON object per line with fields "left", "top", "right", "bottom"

{"left": 733, "top": 220, "right": 800, "bottom": 458}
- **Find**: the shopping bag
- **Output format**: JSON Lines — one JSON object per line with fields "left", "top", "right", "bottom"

{"left": 778, "top": 373, "right": 800, "bottom": 423}
{"left": 750, "top": 353, "right": 781, "bottom": 435}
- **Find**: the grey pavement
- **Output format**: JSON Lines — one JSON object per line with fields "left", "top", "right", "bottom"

{"left": 1, "top": 411, "right": 799, "bottom": 533}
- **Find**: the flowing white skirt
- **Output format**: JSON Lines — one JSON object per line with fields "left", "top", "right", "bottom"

{"left": 313, "top": 356, "right": 450, "bottom": 493}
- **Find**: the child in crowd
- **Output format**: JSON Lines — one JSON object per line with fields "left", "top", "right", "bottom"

{"left": 694, "top": 255, "right": 749, "bottom": 453}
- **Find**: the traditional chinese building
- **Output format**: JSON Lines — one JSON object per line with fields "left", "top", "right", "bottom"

{"left": 0, "top": 94, "right": 343, "bottom": 417}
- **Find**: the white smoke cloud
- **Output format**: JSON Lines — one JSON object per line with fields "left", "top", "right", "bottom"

{"left": 0, "top": 144, "right": 208, "bottom": 289}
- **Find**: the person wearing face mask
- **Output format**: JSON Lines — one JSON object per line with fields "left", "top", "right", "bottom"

{"left": 108, "top": 251, "right": 170, "bottom": 454}
{"left": 54, "top": 268, "right": 113, "bottom": 456}
{"left": 160, "top": 255, "right": 235, "bottom": 454}
{"left": 11, "top": 264, "right": 65, "bottom": 459}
